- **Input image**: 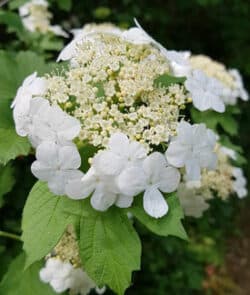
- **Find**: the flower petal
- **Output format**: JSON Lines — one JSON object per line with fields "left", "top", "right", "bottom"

{"left": 158, "top": 167, "right": 181, "bottom": 193}
{"left": 90, "top": 184, "right": 116, "bottom": 211}
{"left": 116, "top": 166, "right": 147, "bottom": 196}
{"left": 115, "top": 194, "right": 134, "bottom": 208}
{"left": 143, "top": 187, "right": 168, "bottom": 218}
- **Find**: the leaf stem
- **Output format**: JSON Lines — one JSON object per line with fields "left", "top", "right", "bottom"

{"left": 0, "top": 230, "right": 22, "bottom": 241}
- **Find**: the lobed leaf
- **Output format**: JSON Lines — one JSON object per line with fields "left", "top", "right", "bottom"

{"left": 78, "top": 204, "right": 142, "bottom": 295}
{"left": 22, "top": 181, "right": 82, "bottom": 268}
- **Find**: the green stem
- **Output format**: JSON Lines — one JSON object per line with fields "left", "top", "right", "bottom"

{"left": 0, "top": 230, "right": 22, "bottom": 241}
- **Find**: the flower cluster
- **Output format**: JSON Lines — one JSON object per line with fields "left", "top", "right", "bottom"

{"left": 66, "top": 133, "right": 181, "bottom": 218}
{"left": 40, "top": 226, "right": 105, "bottom": 295}
{"left": 12, "top": 20, "right": 248, "bottom": 222}
{"left": 178, "top": 145, "right": 247, "bottom": 217}
{"left": 184, "top": 54, "right": 249, "bottom": 112}
{"left": 11, "top": 72, "right": 83, "bottom": 196}
{"left": 19, "top": 0, "right": 67, "bottom": 37}
{"left": 46, "top": 27, "right": 188, "bottom": 150}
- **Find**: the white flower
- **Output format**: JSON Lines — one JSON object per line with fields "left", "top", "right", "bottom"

{"left": 29, "top": 101, "right": 81, "bottom": 147}
{"left": 31, "top": 141, "right": 82, "bottom": 195}
{"left": 177, "top": 183, "right": 210, "bottom": 218}
{"left": 229, "top": 69, "right": 249, "bottom": 102}
{"left": 165, "top": 121, "right": 217, "bottom": 181}
{"left": 40, "top": 258, "right": 97, "bottom": 295}
{"left": 164, "top": 50, "right": 191, "bottom": 77}
{"left": 12, "top": 72, "right": 47, "bottom": 136}
{"left": 92, "top": 133, "right": 147, "bottom": 176}
{"left": 19, "top": 0, "right": 68, "bottom": 37}
{"left": 185, "top": 70, "right": 225, "bottom": 112}
{"left": 66, "top": 166, "right": 134, "bottom": 211}
{"left": 232, "top": 167, "right": 247, "bottom": 198}
{"left": 117, "top": 152, "right": 180, "bottom": 218}
{"left": 14, "top": 97, "right": 49, "bottom": 138}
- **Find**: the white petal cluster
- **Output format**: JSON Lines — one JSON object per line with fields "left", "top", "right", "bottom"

{"left": 185, "top": 70, "right": 225, "bottom": 112}
{"left": 189, "top": 55, "right": 249, "bottom": 107}
{"left": 19, "top": 0, "right": 68, "bottom": 37}
{"left": 12, "top": 72, "right": 82, "bottom": 196}
{"left": 40, "top": 258, "right": 100, "bottom": 295}
{"left": 31, "top": 142, "right": 83, "bottom": 195}
{"left": 232, "top": 167, "right": 247, "bottom": 199}
{"left": 11, "top": 72, "right": 47, "bottom": 136}
{"left": 66, "top": 133, "right": 180, "bottom": 218}
{"left": 166, "top": 121, "right": 217, "bottom": 181}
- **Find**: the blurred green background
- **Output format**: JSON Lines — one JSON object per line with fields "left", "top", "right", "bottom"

{"left": 0, "top": 0, "right": 250, "bottom": 294}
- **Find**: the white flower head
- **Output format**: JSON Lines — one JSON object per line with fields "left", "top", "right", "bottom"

{"left": 232, "top": 167, "right": 247, "bottom": 199}
{"left": 19, "top": 0, "right": 68, "bottom": 37}
{"left": 40, "top": 258, "right": 97, "bottom": 295}
{"left": 185, "top": 70, "right": 225, "bottom": 112}
{"left": 166, "top": 121, "right": 217, "bottom": 181}
{"left": 31, "top": 141, "right": 82, "bottom": 195}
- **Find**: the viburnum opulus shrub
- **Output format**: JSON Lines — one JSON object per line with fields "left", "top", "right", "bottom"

{"left": 0, "top": 1, "right": 249, "bottom": 295}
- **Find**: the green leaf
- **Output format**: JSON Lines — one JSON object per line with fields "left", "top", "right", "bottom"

{"left": 0, "top": 50, "right": 56, "bottom": 102}
{"left": 0, "top": 98, "right": 14, "bottom": 129}
{"left": 0, "top": 129, "right": 31, "bottom": 165}
{"left": 129, "top": 194, "right": 188, "bottom": 240}
{"left": 22, "top": 181, "right": 82, "bottom": 268}
{"left": 78, "top": 204, "right": 141, "bottom": 295}
{"left": 191, "top": 107, "right": 239, "bottom": 136}
{"left": 154, "top": 74, "right": 186, "bottom": 88}
{"left": 0, "top": 253, "right": 57, "bottom": 295}
{"left": 0, "top": 164, "right": 15, "bottom": 208}
{"left": 0, "top": 11, "right": 24, "bottom": 33}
